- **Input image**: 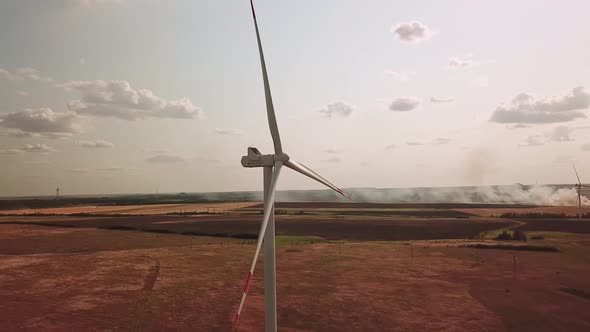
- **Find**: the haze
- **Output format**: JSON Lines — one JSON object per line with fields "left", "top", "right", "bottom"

{"left": 1, "top": 0, "right": 590, "bottom": 196}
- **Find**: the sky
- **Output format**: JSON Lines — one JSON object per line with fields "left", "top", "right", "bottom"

{"left": 1, "top": 0, "right": 590, "bottom": 196}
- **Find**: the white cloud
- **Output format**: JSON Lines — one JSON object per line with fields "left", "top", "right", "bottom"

{"left": 1, "top": 144, "right": 58, "bottom": 154}
{"left": 6, "top": 130, "right": 36, "bottom": 138}
{"left": 490, "top": 87, "right": 590, "bottom": 124}
{"left": 17, "top": 91, "right": 29, "bottom": 97}
{"left": 448, "top": 55, "right": 477, "bottom": 70}
{"left": 0, "top": 108, "right": 82, "bottom": 138}
{"left": 145, "top": 154, "right": 186, "bottom": 164}
{"left": 0, "top": 67, "right": 52, "bottom": 82}
{"left": 77, "top": 140, "right": 114, "bottom": 148}
{"left": 62, "top": 80, "right": 202, "bottom": 120}
{"left": 385, "top": 144, "right": 396, "bottom": 150}
{"left": 406, "top": 141, "right": 424, "bottom": 146}
{"left": 519, "top": 135, "right": 544, "bottom": 147}
{"left": 214, "top": 128, "right": 243, "bottom": 136}
{"left": 391, "top": 21, "right": 433, "bottom": 43}
{"left": 472, "top": 76, "right": 489, "bottom": 88}
{"left": 581, "top": 143, "right": 590, "bottom": 151}
{"left": 22, "top": 144, "right": 56, "bottom": 153}
{"left": 324, "top": 148, "right": 338, "bottom": 154}
{"left": 319, "top": 102, "right": 354, "bottom": 118}
{"left": 389, "top": 97, "right": 421, "bottom": 111}
{"left": 0, "top": 148, "right": 24, "bottom": 155}
{"left": 384, "top": 71, "right": 410, "bottom": 81}
{"left": 430, "top": 97, "right": 454, "bottom": 103}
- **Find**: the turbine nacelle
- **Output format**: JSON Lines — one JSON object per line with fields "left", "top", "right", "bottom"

{"left": 241, "top": 147, "right": 290, "bottom": 168}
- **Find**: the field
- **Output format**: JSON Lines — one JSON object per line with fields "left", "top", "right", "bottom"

{"left": 1, "top": 202, "right": 589, "bottom": 331}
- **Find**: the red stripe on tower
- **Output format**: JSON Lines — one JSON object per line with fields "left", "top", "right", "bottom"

{"left": 243, "top": 271, "right": 253, "bottom": 293}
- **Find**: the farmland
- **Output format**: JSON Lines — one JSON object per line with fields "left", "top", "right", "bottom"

{"left": 1, "top": 202, "right": 589, "bottom": 331}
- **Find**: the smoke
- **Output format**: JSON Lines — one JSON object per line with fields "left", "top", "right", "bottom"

{"left": 273, "top": 184, "right": 589, "bottom": 206}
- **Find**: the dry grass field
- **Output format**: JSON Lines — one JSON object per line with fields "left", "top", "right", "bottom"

{"left": 0, "top": 202, "right": 258, "bottom": 216}
{"left": 1, "top": 203, "right": 589, "bottom": 331}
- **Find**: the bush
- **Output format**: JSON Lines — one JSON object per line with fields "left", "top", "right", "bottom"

{"left": 513, "top": 230, "right": 527, "bottom": 242}
{"left": 494, "top": 230, "right": 527, "bottom": 242}
{"left": 494, "top": 230, "right": 512, "bottom": 241}
{"left": 460, "top": 244, "right": 558, "bottom": 252}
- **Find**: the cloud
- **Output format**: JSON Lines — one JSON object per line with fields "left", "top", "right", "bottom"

{"left": 519, "top": 135, "right": 544, "bottom": 147}
{"left": 391, "top": 21, "right": 433, "bottom": 43}
{"left": 6, "top": 130, "right": 36, "bottom": 138}
{"left": 385, "top": 144, "right": 396, "bottom": 150}
{"left": 507, "top": 123, "right": 530, "bottom": 129}
{"left": 214, "top": 128, "right": 243, "bottom": 136}
{"left": 389, "top": 97, "right": 421, "bottom": 111}
{"left": 22, "top": 144, "right": 56, "bottom": 152}
{"left": 145, "top": 154, "right": 186, "bottom": 164}
{"left": 430, "top": 97, "right": 454, "bottom": 103}
{"left": 323, "top": 148, "right": 338, "bottom": 154}
{"left": 62, "top": 80, "right": 202, "bottom": 120}
{"left": 17, "top": 91, "right": 29, "bottom": 97}
{"left": 0, "top": 148, "right": 24, "bottom": 155}
{"left": 319, "top": 102, "right": 354, "bottom": 118}
{"left": 384, "top": 71, "right": 410, "bottom": 81}
{"left": 472, "top": 76, "right": 489, "bottom": 88}
{"left": 360, "top": 161, "right": 369, "bottom": 167}
{"left": 433, "top": 137, "right": 451, "bottom": 145}
{"left": 582, "top": 143, "right": 590, "bottom": 151}
{"left": 3, "top": 144, "right": 58, "bottom": 153}
{"left": 77, "top": 140, "right": 114, "bottom": 148}
{"left": 490, "top": 87, "right": 590, "bottom": 124}
{"left": 448, "top": 55, "right": 477, "bottom": 70}
{"left": 406, "top": 141, "right": 424, "bottom": 146}
{"left": 0, "top": 108, "right": 82, "bottom": 138}
{"left": 0, "top": 67, "right": 52, "bottom": 82}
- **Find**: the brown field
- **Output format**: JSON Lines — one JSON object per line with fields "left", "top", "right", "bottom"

{"left": 1, "top": 203, "right": 590, "bottom": 331}
{"left": 0, "top": 202, "right": 258, "bottom": 216}
{"left": 457, "top": 206, "right": 590, "bottom": 217}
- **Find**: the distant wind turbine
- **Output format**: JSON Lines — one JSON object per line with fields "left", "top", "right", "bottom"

{"left": 573, "top": 165, "right": 586, "bottom": 220}
{"left": 234, "top": 1, "right": 351, "bottom": 331}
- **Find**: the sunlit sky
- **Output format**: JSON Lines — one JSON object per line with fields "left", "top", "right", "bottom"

{"left": 1, "top": 0, "right": 590, "bottom": 196}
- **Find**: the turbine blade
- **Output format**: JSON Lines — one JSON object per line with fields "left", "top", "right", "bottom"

{"left": 284, "top": 160, "right": 351, "bottom": 200}
{"left": 233, "top": 161, "right": 283, "bottom": 329}
{"left": 573, "top": 164, "right": 582, "bottom": 185}
{"left": 249, "top": 0, "right": 282, "bottom": 154}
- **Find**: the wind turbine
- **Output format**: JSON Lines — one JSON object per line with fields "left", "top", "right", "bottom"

{"left": 573, "top": 165, "right": 585, "bottom": 220}
{"left": 234, "top": 1, "right": 351, "bottom": 331}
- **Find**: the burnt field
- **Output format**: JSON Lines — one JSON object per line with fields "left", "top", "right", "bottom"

{"left": 0, "top": 213, "right": 515, "bottom": 242}
{"left": 513, "top": 219, "right": 590, "bottom": 234}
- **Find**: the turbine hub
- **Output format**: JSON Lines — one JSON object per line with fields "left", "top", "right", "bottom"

{"left": 274, "top": 152, "right": 290, "bottom": 162}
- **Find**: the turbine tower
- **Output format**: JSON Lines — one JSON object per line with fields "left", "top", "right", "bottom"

{"left": 573, "top": 165, "right": 585, "bottom": 220}
{"left": 234, "top": 1, "right": 351, "bottom": 330}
